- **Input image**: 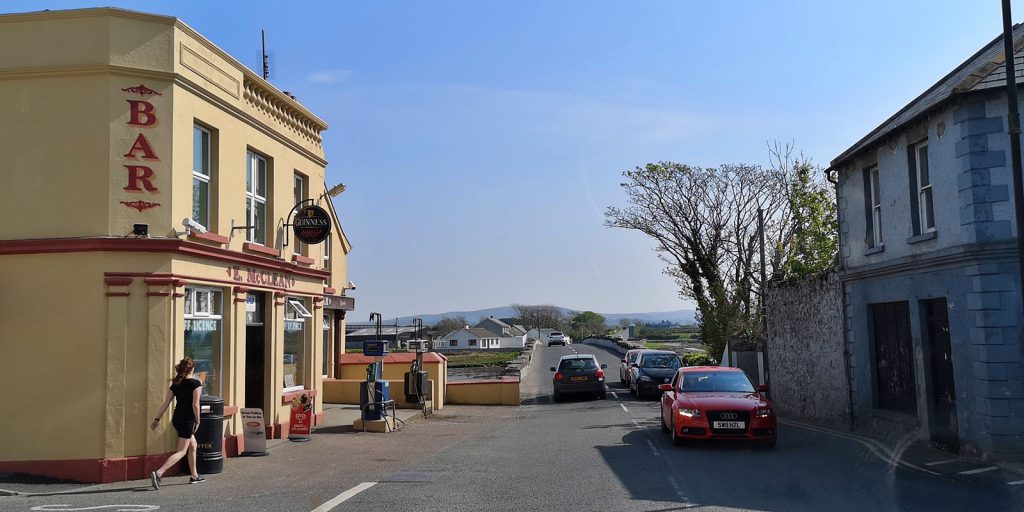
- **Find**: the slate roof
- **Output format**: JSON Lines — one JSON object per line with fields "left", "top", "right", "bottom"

{"left": 832, "top": 23, "right": 1024, "bottom": 168}
{"left": 442, "top": 328, "right": 499, "bottom": 339}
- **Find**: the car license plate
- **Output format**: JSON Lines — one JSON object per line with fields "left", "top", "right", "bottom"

{"left": 570, "top": 376, "right": 588, "bottom": 382}
{"left": 713, "top": 421, "right": 745, "bottom": 429}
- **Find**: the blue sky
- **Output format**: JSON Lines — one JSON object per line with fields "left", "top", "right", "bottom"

{"left": 7, "top": 1, "right": 1023, "bottom": 318}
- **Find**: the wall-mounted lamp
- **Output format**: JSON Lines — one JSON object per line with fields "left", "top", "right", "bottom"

{"left": 327, "top": 182, "right": 347, "bottom": 197}
{"left": 132, "top": 223, "right": 149, "bottom": 237}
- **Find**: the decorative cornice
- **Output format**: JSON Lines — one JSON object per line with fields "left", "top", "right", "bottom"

{"left": 840, "top": 241, "right": 1018, "bottom": 282}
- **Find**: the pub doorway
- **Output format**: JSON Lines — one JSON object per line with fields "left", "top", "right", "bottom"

{"left": 245, "top": 292, "right": 267, "bottom": 410}
{"left": 923, "top": 298, "right": 958, "bottom": 452}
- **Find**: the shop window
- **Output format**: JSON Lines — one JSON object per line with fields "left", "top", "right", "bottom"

{"left": 284, "top": 297, "right": 311, "bottom": 392}
{"left": 246, "top": 150, "right": 269, "bottom": 245}
{"left": 184, "top": 287, "right": 222, "bottom": 397}
{"left": 322, "top": 313, "right": 331, "bottom": 377}
{"left": 294, "top": 172, "right": 307, "bottom": 256}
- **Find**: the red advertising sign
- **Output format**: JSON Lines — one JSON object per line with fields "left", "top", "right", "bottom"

{"left": 288, "top": 393, "right": 312, "bottom": 441}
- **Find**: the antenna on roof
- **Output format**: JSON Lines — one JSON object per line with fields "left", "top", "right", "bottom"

{"left": 261, "top": 29, "right": 270, "bottom": 80}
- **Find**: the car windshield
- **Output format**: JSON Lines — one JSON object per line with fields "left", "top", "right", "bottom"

{"left": 626, "top": 352, "right": 640, "bottom": 363}
{"left": 559, "top": 358, "right": 596, "bottom": 370}
{"left": 641, "top": 354, "right": 681, "bottom": 369}
{"left": 681, "top": 372, "right": 755, "bottom": 393}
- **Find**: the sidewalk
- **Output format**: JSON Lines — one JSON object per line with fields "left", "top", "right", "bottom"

{"left": 0, "top": 402, "right": 429, "bottom": 497}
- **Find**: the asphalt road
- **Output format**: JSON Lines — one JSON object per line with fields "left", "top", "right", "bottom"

{"left": 4, "top": 343, "right": 1024, "bottom": 511}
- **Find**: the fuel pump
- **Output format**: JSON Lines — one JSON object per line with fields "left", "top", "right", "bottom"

{"left": 362, "top": 313, "right": 390, "bottom": 421}
{"left": 404, "top": 339, "right": 429, "bottom": 410}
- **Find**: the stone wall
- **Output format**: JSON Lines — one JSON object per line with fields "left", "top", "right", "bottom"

{"left": 766, "top": 272, "right": 849, "bottom": 426}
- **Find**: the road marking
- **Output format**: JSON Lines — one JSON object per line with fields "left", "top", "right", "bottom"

{"left": 619, "top": 404, "right": 629, "bottom": 413}
{"left": 646, "top": 439, "right": 661, "bottom": 457}
{"left": 925, "top": 459, "right": 961, "bottom": 466}
{"left": 780, "top": 418, "right": 940, "bottom": 476}
{"left": 666, "top": 476, "right": 691, "bottom": 504}
{"left": 610, "top": 392, "right": 619, "bottom": 399}
{"left": 959, "top": 466, "right": 999, "bottom": 475}
{"left": 311, "top": 482, "right": 377, "bottom": 512}
{"left": 30, "top": 507, "right": 159, "bottom": 511}
{"left": 1007, "top": 479, "right": 1024, "bottom": 485}
{"left": 631, "top": 419, "right": 640, "bottom": 426}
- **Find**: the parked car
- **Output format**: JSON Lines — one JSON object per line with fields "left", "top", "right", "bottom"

{"left": 629, "top": 350, "right": 681, "bottom": 398}
{"left": 551, "top": 354, "right": 607, "bottom": 401}
{"left": 658, "top": 366, "right": 776, "bottom": 448}
{"left": 547, "top": 331, "right": 567, "bottom": 346}
{"left": 619, "top": 349, "right": 646, "bottom": 388}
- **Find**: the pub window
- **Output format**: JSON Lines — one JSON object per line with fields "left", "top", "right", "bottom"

{"left": 914, "top": 141, "right": 935, "bottom": 233}
{"left": 192, "top": 125, "right": 213, "bottom": 230}
{"left": 863, "top": 165, "right": 882, "bottom": 248}
{"left": 322, "top": 313, "right": 331, "bottom": 378}
{"left": 293, "top": 172, "right": 307, "bottom": 255}
{"left": 184, "top": 287, "right": 223, "bottom": 397}
{"left": 246, "top": 150, "right": 269, "bottom": 245}
{"left": 283, "top": 297, "right": 311, "bottom": 392}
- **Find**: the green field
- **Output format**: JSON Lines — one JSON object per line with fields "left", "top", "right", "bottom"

{"left": 444, "top": 351, "right": 520, "bottom": 368}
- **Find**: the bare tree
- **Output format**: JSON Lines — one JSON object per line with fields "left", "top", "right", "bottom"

{"left": 431, "top": 316, "right": 468, "bottom": 338}
{"left": 604, "top": 157, "right": 798, "bottom": 356}
{"left": 511, "top": 304, "right": 565, "bottom": 338}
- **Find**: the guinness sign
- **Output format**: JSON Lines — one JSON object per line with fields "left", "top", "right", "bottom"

{"left": 293, "top": 205, "right": 331, "bottom": 244}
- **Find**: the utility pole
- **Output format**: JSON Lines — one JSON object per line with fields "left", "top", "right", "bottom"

{"left": 261, "top": 30, "right": 269, "bottom": 80}
{"left": 1002, "top": 0, "right": 1024, "bottom": 359}
{"left": 758, "top": 207, "right": 771, "bottom": 389}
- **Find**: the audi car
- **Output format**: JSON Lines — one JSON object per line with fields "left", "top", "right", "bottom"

{"left": 658, "top": 366, "right": 776, "bottom": 448}
{"left": 551, "top": 354, "right": 607, "bottom": 401}
{"left": 629, "top": 350, "right": 681, "bottom": 398}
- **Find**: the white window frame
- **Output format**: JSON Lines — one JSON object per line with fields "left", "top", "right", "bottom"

{"left": 283, "top": 297, "right": 310, "bottom": 393}
{"left": 246, "top": 151, "right": 268, "bottom": 244}
{"left": 193, "top": 125, "right": 212, "bottom": 230}
{"left": 294, "top": 173, "right": 306, "bottom": 255}
{"left": 287, "top": 298, "right": 313, "bottom": 319}
{"left": 183, "top": 286, "right": 223, "bottom": 397}
{"left": 870, "top": 166, "right": 883, "bottom": 247}
{"left": 322, "top": 314, "right": 331, "bottom": 378}
{"left": 915, "top": 141, "right": 935, "bottom": 233}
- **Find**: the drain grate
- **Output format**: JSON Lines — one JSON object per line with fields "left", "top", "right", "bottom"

{"left": 381, "top": 470, "right": 446, "bottom": 482}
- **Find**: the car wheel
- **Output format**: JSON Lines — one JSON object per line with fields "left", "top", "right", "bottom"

{"left": 597, "top": 390, "right": 607, "bottom": 400}
{"left": 660, "top": 406, "right": 670, "bottom": 433}
{"left": 552, "top": 392, "right": 561, "bottom": 402}
{"left": 670, "top": 418, "right": 684, "bottom": 446}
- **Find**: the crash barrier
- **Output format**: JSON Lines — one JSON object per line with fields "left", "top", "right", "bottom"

{"left": 445, "top": 376, "right": 520, "bottom": 406}
{"left": 581, "top": 337, "right": 643, "bottom": 355}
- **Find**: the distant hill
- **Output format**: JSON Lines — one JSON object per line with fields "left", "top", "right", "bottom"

{"left": 393, "top": 306, "right": 696, "bottom": 327}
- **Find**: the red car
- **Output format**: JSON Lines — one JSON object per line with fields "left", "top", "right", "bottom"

{"left": 658, "top": 366, "right": 777, "bottom": 448}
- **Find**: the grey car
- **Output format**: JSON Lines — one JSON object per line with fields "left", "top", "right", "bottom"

{"left": 551, "top": 354, "right": 608, "bottom": 401}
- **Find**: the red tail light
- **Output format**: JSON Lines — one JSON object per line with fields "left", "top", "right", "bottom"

{"left": 595, "top": 369, "right": 605, "bottom": 379}
{"left": 554, "top": 372, "right": 564, "bottom": 381}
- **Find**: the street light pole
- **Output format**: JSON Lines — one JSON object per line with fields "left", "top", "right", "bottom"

{"left": 1001, "top": 0, "right": 1024, "bottom": 361}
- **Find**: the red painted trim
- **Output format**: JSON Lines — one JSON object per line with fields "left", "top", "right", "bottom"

{"left": 281, "top": 388, "right": 318, "bottom": 404}
{"left": 314, "top": 411, "right": 325, "bottom": 426}
{"left": 145, "top": 277, "right": 183, "bottom": 286}
{"left": 224, "top": 434, "right": 242, "bottom": 458}
{"left": 106, "top": 291, "right": 131, "bottom": 297}
{"left": 0, "top": 237, "right": 329, "bottom": 279}
{"left": 266, "top": 422, "right": 288, "bottom": 439}
{"left": 224, "top": 405, "right": 239, "bottom": 416}
{"left": 243, "top": 242, "right": 281, "bottom": 257}
{"left": 0, "top": 453, "right": 177, "bottom": 484}
{"left": 447, "top": 376, "right": 520, "bottom": 385}
{"left": 146, "top": 292, "right": 172, "bottom": 297}
{"left": 104, "top": 277, "right": 133, "bottom": 286}
{"left": 106, "top": 272, "right": 325, "bottom": 298}
{"left": 313, "top": 296, "right": 324, "bottom": 303}
{"left": 188, "top": 230, "right": 229, "bottom": 245}
{"left": 292, "top": 254, "right": 315, "bottom": 265}
{"left": 234, "top": 286, "right": 250, "bottom": 294}
{"left": 324, "top": 287, "right": 337, "bottom": 294}
{"left": 274, "top": 291, "right": 287, "bottom": 298}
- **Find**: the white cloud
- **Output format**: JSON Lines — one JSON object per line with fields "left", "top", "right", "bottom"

{"left": 307, "top": 69, "right": 352, "bottom": 84}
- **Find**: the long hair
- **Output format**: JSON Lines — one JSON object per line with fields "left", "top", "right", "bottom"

{"left": 172, "top": 357, "right": 195, "bottom": 385}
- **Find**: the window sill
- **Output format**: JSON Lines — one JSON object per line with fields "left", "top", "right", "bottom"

{"left": 863, "top": 244, "right": 885, "bottom": 256}
{"left": 291, "top": 254, "right": 315, "bottom": 266}
{"left": 188, "top": 230, "right": 229, "bottom": 247}
{"left": 243, "top": 242, "right": 281, "bottom": 258}
{"left": 906, "top": 231, "right": 937, "bottom": 244}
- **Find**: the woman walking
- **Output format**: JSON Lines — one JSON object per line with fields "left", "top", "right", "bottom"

{"left": 150, "top": 357, "right": 206, "bottom": 489}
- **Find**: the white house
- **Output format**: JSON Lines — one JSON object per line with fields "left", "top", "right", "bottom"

{"left": 438, "top": 327, "right": 501, "bottom": 351}
{"left": 474, "top": 316, "right": 526, "bottom": 349}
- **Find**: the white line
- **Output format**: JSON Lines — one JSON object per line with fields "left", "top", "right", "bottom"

{"left": 667, "top": 475, "right": 687, "bottom": 501}
{"left": 610, "top": 392, "right": 619, "bottom": 399}
{"left": 646, "top": 439, "right": 661, "bottom": 457}
{"left": 1007, "top": 479, "right": 1024, "bottom": 485}
{"left": 311, "top": 482, "right": 377, "bottom": 512}
{"left": 620, "top": 404, "right": 629, "bottom": 413}
{"left": 925, "top": 459, "right": 961, "bottom": 466}
{"left": 631, "top": 419, "right": 640, "bottom": 426}
{"left": 959, "top": 466, "right": 999, "bottom": 475}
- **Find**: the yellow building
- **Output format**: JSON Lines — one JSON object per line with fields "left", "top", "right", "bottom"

{"left": 0, "top": 8, "right": 353, "bottom": 483}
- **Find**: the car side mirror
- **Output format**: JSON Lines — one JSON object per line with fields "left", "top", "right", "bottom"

{"left": 550, "top": 367, "right": 556, "bottom": 372}
{"left": 757, "top": 384, "right": 769, "bottom": 392}
{"left": 600, "top": 364, "right": 608, "bottom": 369}
{"left": 657, "top": 384, "right": 672, "bottom": 391}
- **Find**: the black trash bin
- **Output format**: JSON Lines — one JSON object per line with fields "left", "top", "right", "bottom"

{"left": 194, "top": 395, "right": 224, "bottom": 474}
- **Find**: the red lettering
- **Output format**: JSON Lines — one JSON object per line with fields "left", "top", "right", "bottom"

{"left": 123, "top": 165, "right": 158, "bottom": 192}
{"left": 127, "top": 100, "right": 157, "bottom": 127}
{"left": 123, "top": 133, "right": 158, "bottom": 160}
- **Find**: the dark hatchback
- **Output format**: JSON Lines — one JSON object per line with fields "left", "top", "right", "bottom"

{"left": 629, "top": 350, "right": 682, "bottom": 398}
{"left": 551, "top": 354, "right": 608, "bottom": 401}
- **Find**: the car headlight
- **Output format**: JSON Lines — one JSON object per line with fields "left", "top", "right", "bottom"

{"left": 755, "top": 407, "right": 774, "bottom": 418}
{"left": 638, "top": 375, "right": 652, "bottom": 382}
{"left": 678, "top": 408, "right": 701, "bottom": 418}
